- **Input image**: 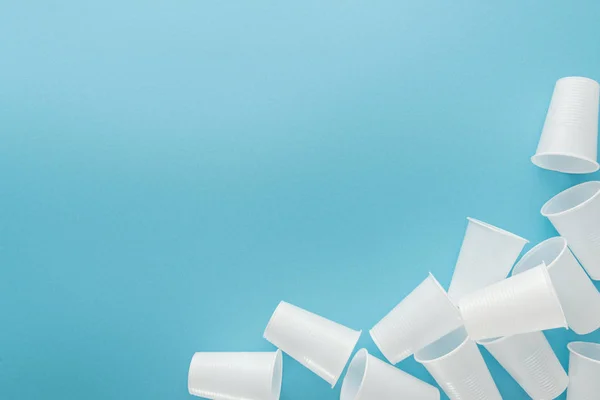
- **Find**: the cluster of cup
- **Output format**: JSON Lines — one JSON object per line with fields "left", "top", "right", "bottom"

{"left": 187, "top": 77, "right": 600, "bottom": 400}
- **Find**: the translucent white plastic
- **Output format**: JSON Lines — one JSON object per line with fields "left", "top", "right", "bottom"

{"left": 480, "top": 332, "right": 568, "bottom": 399}
{"left": 415, "top": 327, "right": 502, "bottom": 400}
{"left": 512, "top": 237, "right": 600, "bottom": 334}
{"left": 188, "top": 350, "right": 283, "bottom": 400}
{"left": 447, "top": 217, "right": 528, "bottom": 304}
{"left": 567, "top": 342, "right": 600, "bottom": 400}
{"left": 369, "top": 273, "right": 463, "bottom": 364}
{"left": 263, "top": 301, "right": 361, "bottom": 387}
{"left": 458, "top": 264, "right": 567, "bottom": 340}
{"left": 531, "top": 76, "right": 600, "bottom": 173}
{"left": 542, "top": 181, "right": 600, "bottom": 280}
{"left": 339, "top": 348, "right": 440, "bottom": 400}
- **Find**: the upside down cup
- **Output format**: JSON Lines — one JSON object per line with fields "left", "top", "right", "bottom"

{"left": 532, "top": 76, "right": 600, "bottom": 173}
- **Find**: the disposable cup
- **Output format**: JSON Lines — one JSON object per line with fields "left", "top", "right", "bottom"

{"left": 541, "top": 181, "right": 600, "bottom": 279}
{"left": 415, "top": 327, "right": 502, "bottom": 400}
{"left": 458, "top": 264, "right": 567, "bottom": 340}
{"left": 512, "top": 237, "right": 600, "bottom": 334}
{"left": 567, "top": 342, "right": 600, "bottom": 400}
{"left": 447, "top": 217, "right": 528, "bottom": 304}
{"left": 263, "top": 301, "right": 361, "bottom": 387}
{"left": 480, "top": 332, "right": 568, "bottom": 399}
{"left": 531, "top": 76, "right": 600, "bottom": 173}
{"left": 339, "top": 348, "right": 440, "bottom": 400}
{"left": 188, "top": 350, "right": 282, "bottom": 400}
{"left": 369, "top": 273, "right": 463, "bottom": 364}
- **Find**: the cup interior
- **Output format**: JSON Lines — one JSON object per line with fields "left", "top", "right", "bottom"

{"left": 340, "top": 349, "right": 368, "bottom": 400}
{"left": 512, "top": 237, "right": 565, "bottom": 275}
{"left": 414, "top": 326, "right": 469, "bottom": 363}
{"left": 568, "top": 342, "right": 600, "bottom": 364}
{"left": 542, "top": 181, "right": 600, "bottom": 216}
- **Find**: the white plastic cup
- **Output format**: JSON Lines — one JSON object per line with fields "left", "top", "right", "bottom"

{"left": 458, "top": 264, "right": 567, "bottom": 341}
{"left": 369, "top": 273, "right": 463, "bottom": 364}
{"left": 531, "top": 76, "right": 600, "bottom": 173}
{"left": 339, "top": 348, "right": 440, "bottom": 400}
{"left": 447, "top": 217, "right": 528, "bottom": 304}
{"left": 512, "top": 237, "right": 600, "bottom": 334}
{"left": 415, "top": 327, "right": 502, "bottom": 400}
{"left": 480, "top": 332, "right": 568, "bottom": 399}
{"left": 263, "top": 301, "right": 361, "bottom": 387}
{"left": 541, "top": 181, "right": 600, "bottom": 280}
{"left": 567, "top": 342, "right": 600, "bottom": 400}
{"left": 188, "top": 350, "right": 283, "bottom": 400}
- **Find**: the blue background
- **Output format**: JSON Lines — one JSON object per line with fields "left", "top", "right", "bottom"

{"left": 2, "top": 1, "right": 600, "bottom": 399}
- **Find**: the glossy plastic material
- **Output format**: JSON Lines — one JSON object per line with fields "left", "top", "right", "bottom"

{"left": 415, "top": 327, "right": 502, "bottom": 400}
{"left": 370, "top": 273, "right": 463, "bottom": 364}
{"left": 480, "top": 332, "right": 568, "bottom": 399}
{"left": 447, "top": 217, "right": 528, "bottom": 304}
{"left": 532, "top": 76, "right": 600, "bottom": 173}
{"left": 458, "top": 264, "right": 567, "bottom": 340}
{"left": 263, "top": 301, "right": 361, "bottom": 387}
{"left": 340, "top": 348, "right": 440, "bottom": 400}
{"left": 542, "top": 181, "right": 600, "bottom": 280}
{"left": 188, "top": 350, "right": 283, "bottom": 400}
{"left": 512, "top": 237, "right": 600, "bottom": 334}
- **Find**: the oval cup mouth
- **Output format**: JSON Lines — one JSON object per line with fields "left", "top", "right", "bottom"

{"left": 536, "top": 264, "right": 569, "bottom": 329}
{"left": 568, "top": 341, "right": 600, "bottom": 365}
{"left": 340, "top": 349, "right": 369, "bottom": 400}
{"left": 467, "top": 217, "right": 528, "bottom": 244}
{"left": 511, "top": 237, "right": 567, "bottom": 275}
{"left": 531, "top": 153, "right": 600, "bottom": 174}
{"left": 414, "top": 327, "right": 470, "bottom": 365}
{"left": 541, "top": 181, "right": 600, "bottom": 218}
{"left": 270, "top": 349, "right": 283, "bottom": 400}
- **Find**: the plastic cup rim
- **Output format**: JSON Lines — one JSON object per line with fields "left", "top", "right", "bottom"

{"left": 511, "top": 237, "right": 567, "bottom": 276}
{"left": 541, "top": 181, "right": 600, "bottom": 218}
{"left": 341, "top": 348, "right": 370, "bottom": 400}
{"left": 370, "top": 272, "right": 457, "bottom": 364}
{"left": 536, "top": 264, "right": 568, "bottom": 329}
{"left": 466, "top": 217, "right": 529, "bottom": 243}
{"left": 568, "top": 341, "right": 600, "bottom": 365}
{"left": 263, "top": 300, "right": 287, "bottom": 341}
{"left": 330, "top": 329, "right": 363, "bottom": 388}
{"left": 270, "top": 349, "right": 283, "bottom": 400}
{"left": 531, "top": 153, "right": 600, "bottom": 174}
{"left": 414, "top": 327, "right": 470, "bottom": 365}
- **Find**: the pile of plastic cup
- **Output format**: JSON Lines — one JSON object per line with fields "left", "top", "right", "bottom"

{"left": 187, "top": 76, "right": 600, "bottom": 400}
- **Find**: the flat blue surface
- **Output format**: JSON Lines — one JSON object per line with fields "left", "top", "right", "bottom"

{"left": 2, "top": 1, "right": 600, "bottom": 399}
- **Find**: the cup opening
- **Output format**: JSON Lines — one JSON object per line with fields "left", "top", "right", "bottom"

{"left": 414, "top": 326, "right": 469, "bottom": 364}
{"left": 478, "top": 336, "right": 506, "bottom": 345}
{"left": 531, "top": 153, "right": 600, "bottom": 174}
{"left": 467, "top": 217, "right": 528, "bottom": 243}
{"left": 541, "top": 181, "right": 600, "bottom": 217}
{"left": 568, "top": 342, "right": 600, "bottom": 365}
{"left": 340, "top": 349, "right": 368, "bottom": 400}
{"left": 271, "top": 350, "right": 283, "bottom": 399}
{"left": 512, "top": 237, "right": 566, "bottom": 275}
